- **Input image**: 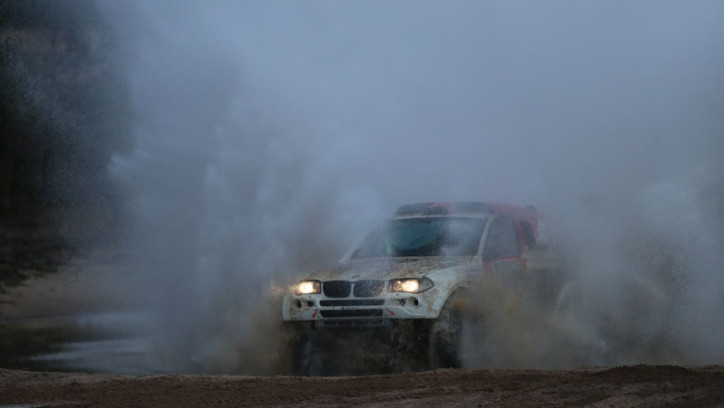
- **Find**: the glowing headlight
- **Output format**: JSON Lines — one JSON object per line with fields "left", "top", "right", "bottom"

{"left": 296, "top": 280, "right": 321, "bottom": 295}
{"left": 389, "top": 278, "right": 434, "bottom": 293}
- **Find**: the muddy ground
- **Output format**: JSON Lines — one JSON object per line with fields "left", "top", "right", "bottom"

{"left": 2, "top": 254, "right": 724, "bottom": 407}
{"left": 2, "top": 365, "right": 724, "bottom": 407}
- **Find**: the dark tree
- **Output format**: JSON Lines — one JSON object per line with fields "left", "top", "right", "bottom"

{"left": 0, "top": 0, "right": 131, "bottom": 284}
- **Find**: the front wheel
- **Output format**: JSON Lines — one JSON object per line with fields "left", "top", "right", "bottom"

{"left": 429, "top": 296, "right": 465, "bottom": 368}
{"left": 285, "top": 328, "right": 325, "bottom": 376}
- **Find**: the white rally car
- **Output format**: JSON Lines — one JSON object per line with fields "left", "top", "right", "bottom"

{"left": 283, "top": 202, "right": 569, "bottom": 374}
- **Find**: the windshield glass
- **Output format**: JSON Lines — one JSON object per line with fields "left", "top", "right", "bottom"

{"left": 352, "top": 217, "right": 487, "bottom": 258}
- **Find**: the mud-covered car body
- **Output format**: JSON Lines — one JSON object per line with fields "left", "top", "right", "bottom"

{"left": 282, "top": 201, "right": 569, "bottom": 371}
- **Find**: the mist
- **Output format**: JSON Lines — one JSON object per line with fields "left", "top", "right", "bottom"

{"left": 99, "top": 1, "right": 724, "bottom": 372}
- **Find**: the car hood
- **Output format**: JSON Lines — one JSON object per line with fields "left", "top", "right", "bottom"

{"left": 304, "top": 257, "right": 473, "bottom": 281}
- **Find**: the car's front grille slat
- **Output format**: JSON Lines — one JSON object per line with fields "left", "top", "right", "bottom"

{"left": 320, "top": 299, "right": 385, "bottom": 307}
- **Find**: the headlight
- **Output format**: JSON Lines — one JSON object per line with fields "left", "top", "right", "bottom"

{"left": 295, "top": 280, "right": 321, "bottom": 295}
{"left": 389, "top": 277, "right": 434, "bottom": 293}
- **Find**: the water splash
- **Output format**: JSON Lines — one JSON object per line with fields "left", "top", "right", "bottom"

{"left": 99, "top": 1, "right": 724, "bottom": 373}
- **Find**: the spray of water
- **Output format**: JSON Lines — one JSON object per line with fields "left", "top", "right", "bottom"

{"left": 99, "top": 1, "right": 724, "bottom": 373}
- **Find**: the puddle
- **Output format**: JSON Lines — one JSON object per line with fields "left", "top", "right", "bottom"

{"left": 30, "top": 337, "right": 154, "bottom": 375}
{"left": 1, "top": 312, "right": 159, "bottom": 374}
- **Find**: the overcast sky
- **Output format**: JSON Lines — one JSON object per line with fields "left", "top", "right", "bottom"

{"left": 105, "top": 1, "right": 724, "bottom": 214}
{"left": 215, "top": 1, "right": 724, "bottom": 207}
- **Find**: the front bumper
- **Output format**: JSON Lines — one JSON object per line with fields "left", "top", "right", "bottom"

{"left": 282, "top": 287, "right": 446, "bottom": 327}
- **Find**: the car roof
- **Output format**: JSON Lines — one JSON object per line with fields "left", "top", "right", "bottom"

{"left": 393, "top": 201, "right": 538, "bottom": 223}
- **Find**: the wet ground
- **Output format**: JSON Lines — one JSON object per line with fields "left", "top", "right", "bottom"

{"left": 0, "top": 250, "right": 154, "bottom": 374}
{"left": 3, "top": 298, "right": 724, "bottom": 408}
{"left": 2, "top": 253, "right": 724, "bottom": 407}
{"left": 0, "top": 312, "right": 154, "bottom": 374}
{"left": 2, "top": 365, "right": 724, "bottom": 407}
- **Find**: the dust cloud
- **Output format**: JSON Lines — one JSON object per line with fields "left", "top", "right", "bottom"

{"left": 99, "top": 1, "right": 724, "bottom": 373}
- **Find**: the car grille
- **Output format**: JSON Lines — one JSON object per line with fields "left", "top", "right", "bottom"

{"left": 319, "top": 299, "right": 385, "bottom": 307}
{"left": 353, "top": 280, "right": 386, "bottom": 297}
{"left": 318, "top": 280, "right": 387, "bottom": 324}
{"left": 323, "top": 281, "right": 352, "bottom": 298}
{"left": 322, "top": 280, "right": 385, "bottom": 298}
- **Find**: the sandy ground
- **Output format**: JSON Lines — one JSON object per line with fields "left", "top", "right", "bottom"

{"left": 2, "top": 255, "right": 724, "bottom": 407}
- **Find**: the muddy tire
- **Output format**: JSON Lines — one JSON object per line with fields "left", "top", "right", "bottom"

{"left": 391, "top": 320, "right": 434, "bottom": 372}
{"left": 289, "top": 333, "right": 324, "bottom": 376}
{"left": 429, "top": 295, "right": 464, "bottom": 369}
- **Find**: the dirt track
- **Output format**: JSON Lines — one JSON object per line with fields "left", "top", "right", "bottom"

{"left": 2, "top": 255, "right": 724, "bottom": 407}
{"left": 1, "top": 365, "right": 723, "bottom": 407}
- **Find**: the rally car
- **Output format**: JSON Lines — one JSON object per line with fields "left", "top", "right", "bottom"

{"left": 282, "top": 201, "right": 570, "bottom": 374}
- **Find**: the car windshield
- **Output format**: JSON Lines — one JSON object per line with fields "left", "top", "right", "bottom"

{"left": 352, "top": 217, "right": 487, "bottom": 258}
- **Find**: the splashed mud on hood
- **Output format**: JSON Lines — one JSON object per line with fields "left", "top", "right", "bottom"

{"left": 304, "top": 257, "right": 473, "bottom": 281}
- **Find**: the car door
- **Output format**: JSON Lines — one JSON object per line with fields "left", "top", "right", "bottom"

{"left": 481, "top": 215, "right": 525, "bottom": 278}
